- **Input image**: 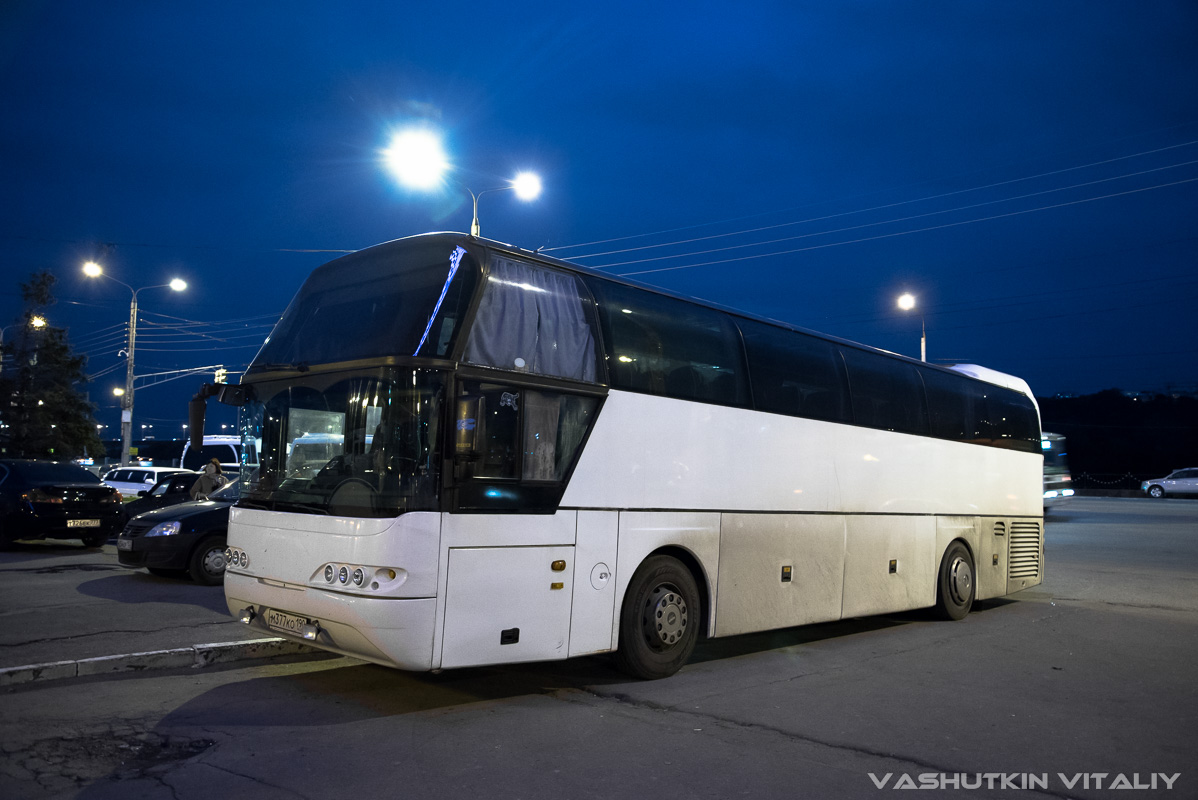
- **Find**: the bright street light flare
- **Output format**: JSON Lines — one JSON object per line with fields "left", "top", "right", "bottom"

{"left": 383, "top": 128, "right": 450, "bottom": 190}
{"left": 512, "top": 172, "right": 542, "bottom": 201}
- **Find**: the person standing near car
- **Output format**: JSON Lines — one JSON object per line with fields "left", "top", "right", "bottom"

{"left": 190, "top": 458, "right": 226, "bottom": 500}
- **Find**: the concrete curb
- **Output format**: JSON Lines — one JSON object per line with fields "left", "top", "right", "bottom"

{"left": 0, "top": 637, "right": 323, "bottom": 688}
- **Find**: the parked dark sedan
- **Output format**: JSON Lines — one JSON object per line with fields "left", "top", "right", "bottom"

{"left": 0, "top": 459, "right": 125, "bottom": 548}
{"left": 117, "top": 479, "right": 237, "bottom": 584}
{"left": 121, "top": 470, "right": 200, "bottom": 520}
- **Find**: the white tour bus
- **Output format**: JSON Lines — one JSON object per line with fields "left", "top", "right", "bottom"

{"left": 190, "top": 232, "right": 1044, "bottom": 679}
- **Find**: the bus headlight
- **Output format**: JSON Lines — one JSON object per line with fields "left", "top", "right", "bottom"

{"left": 324, "top": 564, "right": 335, "bottom": 583}
{"left": 352, "top": 568, "right": 364, "bottom": 586}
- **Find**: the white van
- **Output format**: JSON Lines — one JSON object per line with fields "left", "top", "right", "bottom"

{"left": 180, "top": 435, "right": 242, "bottom": 473}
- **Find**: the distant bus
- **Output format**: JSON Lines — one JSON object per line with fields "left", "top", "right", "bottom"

{"left": 181, "top": 434, "right": 242, "bottom": 473}
{"left": 1041, "top": 432, "right": 1073, "bottom": 508}
{"left": 191, "top": 232, "right": 1044, "bottom": 679}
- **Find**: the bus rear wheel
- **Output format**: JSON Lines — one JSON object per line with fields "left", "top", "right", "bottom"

{"left": 614, "top": 555, "right": 700, "bottom": 680}
{"left": 935, "top": 541, "right": 974, "bottom": 621}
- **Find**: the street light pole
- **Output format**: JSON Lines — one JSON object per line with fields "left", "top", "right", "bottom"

{"left": 382, "top": 126, "right": 541, "bottom": 238}
{"left": 83, "top": 261, "right": 186, "bottom": 466}
{"left": 120, "top": 290, "right": 138, "bottom": 467}
{"left": 897, "top": 292, "right": 926, "bottom": 363}
{"left": 467, "top": 173, "right": 542, "bottom": 238}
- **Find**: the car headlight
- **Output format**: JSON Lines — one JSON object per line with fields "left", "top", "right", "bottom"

{"left": 145, "top": 521, "right": 182, "bottom": 537}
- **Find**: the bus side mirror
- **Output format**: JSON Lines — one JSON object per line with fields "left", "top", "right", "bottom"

{"left": 189, "top": 383, "right": 252, "bottom": 449}
{"left": 188, "top": 389, "right": 213, "bottom": 450}
{"left": 454, "top": 396, "right": 484, "bottom": 462}
{"left": 218, "top": 384, "right": 248, "bottom": 406}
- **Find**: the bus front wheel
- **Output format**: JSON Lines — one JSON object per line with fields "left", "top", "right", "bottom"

{"left": 615, "top": 555, "right": 701, "bottom": 680}
{"left": 935, "top": 541, "right": 974, "bottom": 621}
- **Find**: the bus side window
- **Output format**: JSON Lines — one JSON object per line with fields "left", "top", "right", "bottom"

{"left": 586, "top": 278, "right": 750, "bottom": 408}
{"left": 458, "top": 382, "right": 599, "bottom": 485}
{"left": 738, "top": 318, "right": 851, "bottom": 423}
{"left": 840, "top": 347, "right": 929, "bottom": 435}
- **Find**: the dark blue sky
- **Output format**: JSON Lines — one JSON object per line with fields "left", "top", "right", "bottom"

{"left": 2, "top": 1, "right": 1196, "bottom": 441}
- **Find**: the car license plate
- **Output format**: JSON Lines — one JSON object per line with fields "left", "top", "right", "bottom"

{"left": 117, "top": 538, "right": 132, "bottom": 551}
{"left": 265, "top": 608, "right": 312, "bottom": 636}
{"left": 67, "top": 519, "right": 100, "bottom": 528}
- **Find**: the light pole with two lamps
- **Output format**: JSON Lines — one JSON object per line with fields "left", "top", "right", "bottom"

{"left": 897, "top": 292, "right": 926, "bottom": 362}
{"left": 83, "top": 261, "right": 187, "bottom": 466}
{"left": 381, "top": 127, "right": 542, "bottom": 238}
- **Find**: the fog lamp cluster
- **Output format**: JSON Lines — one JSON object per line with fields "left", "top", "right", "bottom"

{"left": 224, "top": 547, "right": 249, "bottom": 569}
{"left": 320, "top": 562, "right": 398, "bottom": 592}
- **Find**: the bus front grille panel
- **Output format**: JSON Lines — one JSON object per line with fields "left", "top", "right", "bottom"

{"left": 1007, "top": 521, "right": 1042, "bottom": 579}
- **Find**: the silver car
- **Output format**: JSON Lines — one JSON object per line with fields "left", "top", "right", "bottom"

{"left": 1142, "top": 468, "right": 1198, "bottom": 498}
{"left": 101, "top": 467, "right": 194, "bottom": 497}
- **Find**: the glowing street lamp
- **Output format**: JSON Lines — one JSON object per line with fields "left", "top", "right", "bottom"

{"left": 382, "top": 127, "right": 542, "bottom": 238}
{"left": 897, "top": 292, "right": 926, "bottom": 362}
{"left": 382, "top": 128, "right": 450, "bottom": 190}
{"left": 84, "top": 260, "right": 188, "bottom": 466}
{"left": 0, "top": 315, "right": 47, "bottom": 375}
{"left": 464, "top": 173, "right": 542, "bottom": 238}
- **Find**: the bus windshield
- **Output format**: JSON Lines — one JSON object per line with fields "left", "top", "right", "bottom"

{"left": 251, "top": 241, "right": 477, "bottom": 371}
{"left": 239, "top": 368, "right": 446, "bottom": 517}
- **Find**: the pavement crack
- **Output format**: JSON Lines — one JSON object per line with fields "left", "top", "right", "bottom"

{"left": 205, "top": 762, "right": 321, "bottom": 799}
{"left": 560, "top": 688, "right": 1084, "bottom": 800}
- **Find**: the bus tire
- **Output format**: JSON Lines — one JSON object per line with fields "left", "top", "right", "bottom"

{"left": 614, "top": 555, "right": 700, "bottom": 680}
{"left": 936, "top": 541, "right": 974, "bottom": 621}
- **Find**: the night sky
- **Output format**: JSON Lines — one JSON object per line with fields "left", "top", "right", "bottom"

{"left": 2, "top": 2, "right": 1196, "bottom": 443}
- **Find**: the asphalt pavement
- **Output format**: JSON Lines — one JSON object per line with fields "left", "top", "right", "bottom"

{"left": 0, "top": 538, "right": 323, "bottom": 685}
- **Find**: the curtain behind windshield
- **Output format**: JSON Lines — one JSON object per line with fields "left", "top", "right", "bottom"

{"left": 462, "top": 257, "right": 601, "bottom": 382}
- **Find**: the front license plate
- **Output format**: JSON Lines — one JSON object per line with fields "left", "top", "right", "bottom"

{"left": 117, "top": 538, "right": 132, "bottom": 551}
{"left": 265, "top": 608, "right": 312, "bottom": 636}
{"left": 67, "top": 519, "right": 100, "bottom": 528}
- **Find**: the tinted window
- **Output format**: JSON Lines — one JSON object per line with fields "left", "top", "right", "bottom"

{"left": 463, "top": 256, "right": 602, "bottom": 382}
{"left": 586, "top": 279, "right": 749, "bottom": 407}
{"left": 840, "top": 347, "right": 928, "bottom": 435}
{"left": 921, "top": 366, "right": 1039, "bottom": 452}
{"left": 253, "top": 241, "right": 478, "bottom": 369}
{"left": 456, "top": 382, "right": 599, "bottom": 483}
{"left": 982, "top": 386, "right": 1041, "bottom": 451}
{"left": 921, "top": 367, "right": 982, "bottom": 441}
{"left": 738, "top": 319, "right": 850, "bottom": 422}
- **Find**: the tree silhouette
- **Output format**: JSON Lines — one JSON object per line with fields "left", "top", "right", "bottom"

{"left": 0, "top": 271, "right": 105, "bottom": 460}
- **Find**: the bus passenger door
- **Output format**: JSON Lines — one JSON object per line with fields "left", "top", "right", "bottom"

{"left": 440, "top": 546, "right": 574, "bottom": 668}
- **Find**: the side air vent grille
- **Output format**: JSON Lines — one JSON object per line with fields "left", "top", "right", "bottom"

{"left": 1008, "top": 521, "right": 1042, "bottom": 579}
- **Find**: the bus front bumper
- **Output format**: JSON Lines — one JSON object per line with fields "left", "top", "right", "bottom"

{"left": 225, "top": 571, "right": 439, "bottom": 671}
